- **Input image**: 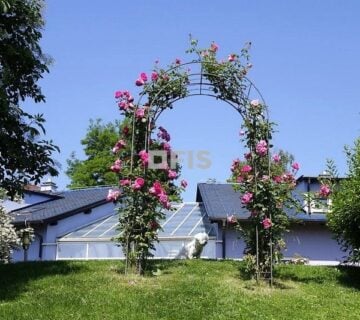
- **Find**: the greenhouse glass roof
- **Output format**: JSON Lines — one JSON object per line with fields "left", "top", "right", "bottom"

{"left": 59, "top": 202, "right": 216, "bottom": 241}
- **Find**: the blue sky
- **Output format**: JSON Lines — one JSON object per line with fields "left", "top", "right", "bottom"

{"left": 25, "top": 0, "right": 360, "bottom": 200}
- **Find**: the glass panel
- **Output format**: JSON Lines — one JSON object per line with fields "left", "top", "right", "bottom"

{"left": 88, "top": 243, "right": 124, "bottom": 258}
{"left": 151, "top": 240, "right": 216, "bottom": 259}
{"left": 57, "top": 243, "right": 87, "bottom": 259}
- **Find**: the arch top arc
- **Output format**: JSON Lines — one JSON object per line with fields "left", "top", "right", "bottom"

{"left": 135, "top": 59, "right": 268, "bottom": 123}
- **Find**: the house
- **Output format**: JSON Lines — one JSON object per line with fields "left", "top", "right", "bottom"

{"left": 196, "top": 178, "right": 344, "bottom": 262}
{"left": 8, "top": 176, "right": 344, "bottom": 263}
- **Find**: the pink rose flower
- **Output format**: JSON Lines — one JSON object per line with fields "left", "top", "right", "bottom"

{"left": 319, "top": 184, "right": 331, "bottom": 197}
{"left": 140, "top": 72, "right": 148, "bottom": 82}
{"left": 236, "top": 176, "right": 244, "bottom": 183}
{"left": 151, "top": 72, "right": 158, "bottom": 81}
{"left": 148, "top": 220, "right": 159, "bottom": 230}
{"left": 120, "top": 179, "right": 131, "bottom": 186}
{"left": 136, "top": 108, "right": 145, "bottom": 119}
{"left": 112, "top": 140, "right": 126, "bottom": 153}
{"left": 123, "top": 91, "right": 130, "bottom": 98}
{"left": 201, "top": 50, "right": 209, "bottom": 57}
{"left": 181, "top": 180, "right": 188, "bottom": 188}
{"left": 241, "top": 165, "right": 252, "bottom": 174}
{"left": 210, "top": 43, "right": 218, "bottom": 52}
{"left": 228, "top": 54, "right": 237, "bottom": 62}
{"left": 132, "top": 177, "right": 145, "bottom": 190}
{"left": 122, "top": 126, "right": 130, "bottom": 136}
{"left": 227, "top": 214, "right": 237, "bottom": 224}
{"left": 135, "top": 78, "right": 145, "bottom": 86}
{"left": 273, "top": 175, "right": 282, "bottom": 183}
{"left": 163, "top": 201, "right": 171, "bottom": 210}
{"left": 158, "top": 193, "right": 170, "bottom": 209}
{"left": 162, "top": 142, "right": 171, "bottom": 151}
{"left": 250, "top": 99, "right": 260, "bottom": 107}
{"left": 168, "top": 170, "right": 177, "bottom": 180}
{"left": 291, "top": 162, "right": 300, "bottom": 171}
{"left": 110, "top": 159, "right": 121, "bottom": 173}
{"left": 118, "top": 101, "right": 128, "bottom": 111}
{"left": 106, "top": 189, "right": 121, "bottom": 202}
{"left": 231, "top": 159, "right": 240, "bottom": 172}
{"left": 256, "top": 140, "right": 268, "bottom": 156}
{"left": 138, "top": 150, "right": 149, "bottom": 165}
{"left": 262, "top": 218, "right": 272, "bottom": 229}
{"left": 159, "top": 193, "right": 168, "bottom": 203}
{"left": 272, "top": 154, "right": 281, "bottom": 163}
{"left": 115, "top": 91, "right": 123, "bottom": 99}
{"left": 149, "top": 181, "right": 163, "bottom": 196}
{"left": 241, "top": 192, "right": 253, "bottom": 205}
{"left": 282, "top": 173, "right": 296, "bottom": 188}
{"left": 244, "top": 152, "right": 252, "bottom": 160}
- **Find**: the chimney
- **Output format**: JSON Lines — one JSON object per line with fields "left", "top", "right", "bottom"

{"left": 40, "top": 178, "right": 58, "bottom": 193}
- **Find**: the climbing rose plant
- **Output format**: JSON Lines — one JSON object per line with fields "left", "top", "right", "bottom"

{"left": 228, "top": 103, "right": 301, "bottom": 278}
{"left": 110, "top": 60, "right": 190, "bottom": 274}
{"left": 110, "top": 39, "right": 299, "bottom": 277}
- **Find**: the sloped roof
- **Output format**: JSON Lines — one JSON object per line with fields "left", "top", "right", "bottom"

{"left": 196, "top": 183, "right": 326, "bottom": 222}
{"left": 59, "top": 203, "right": 217, "bottom": 241}
{"left": 10, "top": 187, "right": 112, "bottom": 224}
{"left": 196, "top": 183, "right": 249, "bottom": 220}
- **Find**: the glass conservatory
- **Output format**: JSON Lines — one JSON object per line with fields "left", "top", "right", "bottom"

{"left": 56, "top": 203, "right": 218, "bottom": 260}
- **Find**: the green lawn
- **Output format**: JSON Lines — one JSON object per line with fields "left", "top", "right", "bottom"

{"left": 0, "top": 260, "right": 359, "bottom": 320}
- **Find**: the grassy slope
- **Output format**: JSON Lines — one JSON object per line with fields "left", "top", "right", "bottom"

{"left": 0, "top": 260, "right": 360, "bottom": 320}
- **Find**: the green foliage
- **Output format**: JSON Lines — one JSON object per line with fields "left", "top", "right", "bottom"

{"left": 327, "top": 138, "right": 360, "bottom": 263}
{"left": 1, "top": 260, "right": 360, "bottom": 319}
{"left": 0, "top": 0, "right": 59, "bottom": 198}
{"left": 66, "top": 119, "right": 121, "bottom": 188}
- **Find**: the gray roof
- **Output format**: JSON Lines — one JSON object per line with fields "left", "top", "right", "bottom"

{"left": 10, "top": 187, "right": 112, "bottom": 224}
{"left": 196, "top": 183, "right": 326, "bottom": 222}
{"left": 196, "top": 183, "right": 249, "bottom": 220}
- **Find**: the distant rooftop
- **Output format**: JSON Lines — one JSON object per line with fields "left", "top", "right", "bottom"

{"left": 196, "top": 182, "right": 326, "bottom": 222}
{"left": 10, "top": 186, "right": 113, "bottom": 224}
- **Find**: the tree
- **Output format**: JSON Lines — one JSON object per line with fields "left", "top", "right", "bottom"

{"left": 66, "top": 119, "right": 122, "bottom": 188}
{"left": 327, "top": 138, "right": 360, "bottom": 263}
{"left": 0, "top": 0, "right": 59, "bottom": 198}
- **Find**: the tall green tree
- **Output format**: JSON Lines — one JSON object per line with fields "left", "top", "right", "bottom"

{"left": 66, "top": 119, "right": 122, "bottom": 188}
{"left": 327, "top": 138, "right": 360, "bottom": 263}
{"left": 0, "top": 0, "right": 59, "bottom": 198}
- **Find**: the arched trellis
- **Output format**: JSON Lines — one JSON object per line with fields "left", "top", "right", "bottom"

{"left": 130, "top": 60, "right": 269, "bottom": 167}
{"left": 127, "top": 59, "right": 274, "bottom": 283}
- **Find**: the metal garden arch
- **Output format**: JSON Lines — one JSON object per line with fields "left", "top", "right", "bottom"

{"left": 127, "top": 59, "right": 274, "bottom": 283}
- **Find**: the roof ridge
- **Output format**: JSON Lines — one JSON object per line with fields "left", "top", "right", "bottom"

{"left": 64, "top": 185, "right": 114, "bottom": 192}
